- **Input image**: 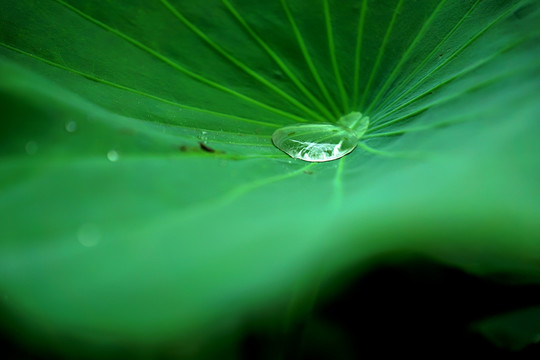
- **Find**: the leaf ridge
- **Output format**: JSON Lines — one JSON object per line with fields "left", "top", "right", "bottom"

{"left": 0, "top": 42, "right": 282, "bottom": 129}
{"left": 370, "top": 38, "right": 527, "bottom": 131}
{"left": 221, "top": 0, "right": 337, "bottom": 122}
{"left": 373, "top": 1, "right": 524, "bottom": 121}
{"left": 371, "top": 0, "right": 482, "bottom": 114}
{"left": 281, "top": 0, "right": 342, "bottom": 118}
{"left": 323, "top": 0, "right": 349, "bottom": 113}
{"left": 53, "top": 0, "right": 309, "bottom": 123}
{"left": 363, "top": 115, "right": 475, "bottom": 139}
{"left": 359, "top": 0, "right": 404, "bottom": 109}
{"left": 365, "top": 0, "right": 449, "bottom": 114}
{"left": 160, "top": 0, "right": 328, "bottom": 123}
{"left": 219, "top": 163, "right": 316, "bottom": 207}
{"left": 352, "top": 0, "right": 368, "bottom": 107}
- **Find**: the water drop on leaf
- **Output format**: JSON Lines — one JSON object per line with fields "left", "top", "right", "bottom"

{"left": 338, "top": 112, "right": 370, "bottom": 137}
{"left": 107, "top": 150, "right": 119, "bottom": 162}
{"left": 272, "top": 123, "right": 358, "bottom": 162}
{"left": 65, "top": 120, "right": 77, "bottom": 133}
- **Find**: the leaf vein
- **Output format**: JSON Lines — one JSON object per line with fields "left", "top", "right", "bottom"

{"left": 160, "top": 0, "right": 328, "bottom": 123}
{"left": 359, "top": 0, "right": 404, "bottom": 109}
{"left": 53, "top": 0, "right": 308, "bottom": 123}
{"left": 0, "top": 42, "right": 281, "bottom": 129}
{"left": 222, "top": 0, "right": 336, "bottom": 121}
{"left": 323, "top": 0, "right": 349, "bottom": 112}
{"left": 281, "top": 0, "right": 342, "bottom": 117}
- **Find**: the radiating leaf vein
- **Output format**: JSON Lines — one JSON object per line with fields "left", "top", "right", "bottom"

{"left": 0, "top": 42, "right": 280, "bottom": 129}
{"left": 323, "top": 0, "right": 349, "bottom": 113}
{"left": 359, "top": 0, "right": 404, "bottom": 109}
{"left": 54, "top": 0, "right": 309, "bottom": 123}
{"left": 373, "top": 1, "right": 525, "bottom": 124}
{"left": 160, "top": 0, "right": 328, "bottom": 123}
{"left": 222, "top": 0, "right": 336, "bottom": 122}
{"left": 365, "top": 0, "right": 449, "bottom": 114}
{"left": 281, "top": 0, "right": 341, "bottom": 117}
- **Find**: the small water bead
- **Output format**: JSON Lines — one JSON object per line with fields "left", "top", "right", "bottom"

{"left": 65, "top": 120, "right": 77, "bottom": 133}
{"left": 272, "top": 112, "right": 370, "bottom": 163}
{"left": 199, "top": 130, "right": 208, "bottom": 143}
{"left": 107, "top": 150, "right": 119, "bottom": 162}
{"left": 272, "top": 123, "right": 358, "bottom": 162}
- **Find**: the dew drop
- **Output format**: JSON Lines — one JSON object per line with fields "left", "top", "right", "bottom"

{"left": 25, "top": 141, "right": 38, "bottom": 155}
{"left": 65, "top": 120, "right": 77, "bottom": 133}
{"left": 199, "top": 130, "right": 208, "bottom": 144}
{"left": 77, "top": 223, "right": 101, "bottom": 247}
{"left": 272, "top": 123, "right": 358, "bottom": 162}
{"left": 107, "top": 150, "right": 119, "bottom": 162}
{"left": 272, "top": 112, "right": 369, "bottom": 162}
{"left": 338, "top": 111, "right": 370, "bottom": 137}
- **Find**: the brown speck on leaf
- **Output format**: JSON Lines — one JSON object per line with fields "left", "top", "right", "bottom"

{"left": 199, "top": 142, "right": 216, "bottom": 153}
{"left": 178, "top": 145, "right": 188, "bottom": 152}
{"left": 288, "top": 132, "right": 296, "bottom": 136}
{"left": 303, "top": 170, "right": 313, "bottom": 175}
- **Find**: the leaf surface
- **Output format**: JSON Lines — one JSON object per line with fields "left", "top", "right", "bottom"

{"left": 1, "top": 0, "right": 540, "bottom": 351}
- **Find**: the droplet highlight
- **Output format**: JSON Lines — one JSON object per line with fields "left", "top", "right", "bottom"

{"left": 107, "top": 150, "right": 119, "bottom": 162}
{"left": 272, "top": 123, "right": 358, "bottom": 162}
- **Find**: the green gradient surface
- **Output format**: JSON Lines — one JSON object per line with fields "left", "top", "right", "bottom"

{"left": 1, "top": 0, "right": 540, "bottom": 356}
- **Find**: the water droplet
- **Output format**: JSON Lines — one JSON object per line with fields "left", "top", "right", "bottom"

{"left": 272, "top": 112, "right": 369, "bottom": 162}
{"left": 107, "top": 150, "right": 119, "bottom": 162}
{"left": 272, "top": 123, "right": 358, "bottom": 162}
{"left": 65, "top": 120, "right": 77, "bottom": 133}
{"left": 199, "top": 130, "right": 208, "bottom": 143}
{"left": 337, "top": 112, "right": 370, "bottom": 137}
{"left": 25, "top": 141, "right": 38, "bottom": 155}
{"left": 77, "top": 223, "right": 101, "bottom": 247}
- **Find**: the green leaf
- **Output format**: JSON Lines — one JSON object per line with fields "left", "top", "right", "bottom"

{"left": 1, "top": 0, "right": 539, "bottom": 354}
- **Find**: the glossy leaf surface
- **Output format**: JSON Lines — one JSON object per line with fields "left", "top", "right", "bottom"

{"left": 1, "top": 0, "right": 540, "bottom": 355}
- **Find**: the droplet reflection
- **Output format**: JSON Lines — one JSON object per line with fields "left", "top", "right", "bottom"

{"left": 271, "top": 112, "right": 370, "bottom": 162}
{"left": 272, "top": 123, "right": 357, "bottom": 162}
